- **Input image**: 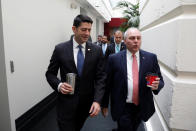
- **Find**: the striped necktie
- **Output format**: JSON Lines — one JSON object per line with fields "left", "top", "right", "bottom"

{"left": 116, "top": 44, "right": 120, "bottom": 53}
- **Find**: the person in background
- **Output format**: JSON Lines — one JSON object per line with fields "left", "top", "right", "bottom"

{"left": 93, "top": 35, "right": 102, "bottom": 46}
{"left": 110, "top": 33, "right": 115, "bottom": 44}
{"left": 99, "top": 35, "right": 109, "bottom": 56}
{"left": 88, "top": 35, "right": 92, "bottom": 42}
{"left": 101, "top": 27, "right": 164, "bottom": 131}
{"left": 105, "top": 30, "right": 126, "bottom": 59}
{"left": 45, "top": 14, "right": 106, "bottom": 131}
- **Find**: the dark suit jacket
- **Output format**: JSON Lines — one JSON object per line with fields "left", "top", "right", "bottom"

{"left": 105, "top": 42, "right": 126, "bottom": 58}
{"left": 92, "top": 42, "right": 100, "bottom": 46}
{"left": 46, "top": 37, "right": 106, "bottom": 120}
{"left": 102, "top": 49, "right": 164, "bottom": 122}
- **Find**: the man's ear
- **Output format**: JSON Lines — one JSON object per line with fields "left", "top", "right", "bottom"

{"left": 72, "top": 26, "right": 76, "bottom": 33}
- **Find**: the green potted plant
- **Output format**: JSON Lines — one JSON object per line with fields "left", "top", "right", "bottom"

{"left": 115, "top": 1, "right": 140, "bottom": 32}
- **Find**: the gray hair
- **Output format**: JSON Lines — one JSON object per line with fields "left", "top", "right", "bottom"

{"left": 124, "top": 27, "right": 140, "bottom": 40}
{"left": 114, "top": 30, "right": 123, "bottom": 35}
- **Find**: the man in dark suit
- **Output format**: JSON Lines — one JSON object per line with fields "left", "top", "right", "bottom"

{"left": 101, "top": 28, "right": 164, "bottom": 131}
{"left": 99, "top": 35, "right": 108, "bottom": 56}
{"left": 93, "top": 35, "right": 102, "bottom": 46}
{"left": 45, "top": 14, "right": 106, "bottom": 131}
{"left": 105, "top": 30, "right": 126, "bottom": 58}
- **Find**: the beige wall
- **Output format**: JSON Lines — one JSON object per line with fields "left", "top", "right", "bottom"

{"left": 0, "top": 1, "right": 12, "bottom": 131}
{"left": 140, "top": 0, "right": 196, "bottom": 131}
{"left": 0, "top": 0, "right": 106, "bottom": 130}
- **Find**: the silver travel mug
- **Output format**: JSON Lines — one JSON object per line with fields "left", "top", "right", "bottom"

{"left": 66, "top": 73, "right": 76, "bottom": 95}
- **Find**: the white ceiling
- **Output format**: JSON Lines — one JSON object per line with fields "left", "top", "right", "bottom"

{"left": 109, "top": 0, "right": 121, "bottom": 8}
{"left": 109, "top": 0, "right": 138, "bottom": 8}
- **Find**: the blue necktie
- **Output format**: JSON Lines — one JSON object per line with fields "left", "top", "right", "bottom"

{"left": 77, "top": 45, "right": 84, "bottom": 77}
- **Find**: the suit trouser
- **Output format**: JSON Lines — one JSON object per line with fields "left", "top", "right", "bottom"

{"left": 57, "top": 94, "right": 93, "bottom": 131}
{"left": 117, "top": 103, "right": 141, "bottom": 131}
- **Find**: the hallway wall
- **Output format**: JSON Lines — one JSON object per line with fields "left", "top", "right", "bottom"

{"left": 79, "top": 4, "right": 105, "bottom": 42}
{"left": 0, "top": 1, "right": 12, "bottom": 131}
{"left": 0, "top": 0, "right": 105, "bottom": 130}
{"left": 140, "top": 0, "right": 196, "bottom": 131}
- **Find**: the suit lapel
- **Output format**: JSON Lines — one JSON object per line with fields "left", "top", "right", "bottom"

{"left": 81, "top": 42, "right": 92, "bottom": 76}
{"left": 112, "top": 43, "right": 115, "bottom": 53}
{"left": 139, "top": 50, "right": 145, "bottom": 88}
{"left": 120, "top": 42, "right": 126, "bottom": 51}
{"left": 66, "top": 39, "right": 77, "bottom": 72}
{"left": 121, "top": 50, "right": 128, "bottom": 87}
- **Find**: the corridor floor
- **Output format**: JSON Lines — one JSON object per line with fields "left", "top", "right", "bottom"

{"left": 29, "top": 106, "right": 146, "bottom": 131}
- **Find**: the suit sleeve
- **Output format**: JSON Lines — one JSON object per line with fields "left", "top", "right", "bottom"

{"left": 45, "top": 46, "right": 61, "bottom": 92}
{"left": 152, "top": 55, "right": 164, "bottom": 95}
{"left": 105, "top": 46, "right": 110, "bottom": 59}
{"left": 101, "top": 55, "right": 113, "bottom": 108}
{"left": 93, "top": 47, "right": 107, "bottom": 104}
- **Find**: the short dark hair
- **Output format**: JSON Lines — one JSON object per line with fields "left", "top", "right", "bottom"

{"left": 73, "top": 14, "right": 93, "bottom": 28}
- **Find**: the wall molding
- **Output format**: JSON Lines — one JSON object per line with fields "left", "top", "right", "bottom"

{"left": 15, "top": 91, "right": 57, "bottom": 131}
{"left": 140, "top": 4, "right": 196, "bottom": 31}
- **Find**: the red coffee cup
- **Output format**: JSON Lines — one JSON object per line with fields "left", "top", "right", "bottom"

{"left": 146, "top": 73, "right": 158, "bottom": 88}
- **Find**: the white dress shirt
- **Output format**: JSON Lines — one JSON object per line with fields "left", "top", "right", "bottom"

{"left": 96, "top": 42, "right": 101, "bottom": 45}
{"left": 102, "top": 43, "right": 107, "bottom": 55}
{"left": 126, "top": 50, "right": 140, "bottom": 103}
{"left": 73, "top": 37, "right": 86, "bottom": 66}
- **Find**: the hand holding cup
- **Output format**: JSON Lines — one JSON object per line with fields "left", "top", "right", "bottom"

{"left": 60, "top": 73, "right": 76, "bottom": 95}
{"left": 59, "top": 82, "right": 73, "bottom": 94}
{"left": 146, "top": 73, "right": 160, "bottom": 90}
{"left": 66, "top": 73, "right": 76, "bottom": 94}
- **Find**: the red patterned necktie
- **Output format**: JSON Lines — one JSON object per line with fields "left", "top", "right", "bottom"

{"left": 132, "top": 54, "right": 139, "bottom": 105}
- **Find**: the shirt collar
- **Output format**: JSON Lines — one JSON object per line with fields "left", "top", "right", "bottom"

{"left": 115, "top": 42, "right": 121, "bottom": 47}
{"left": 127, "top": 49, "right": 140, "bottom": 59}
{"left": 73, "top": 37, "right": 86, "bottom": 49}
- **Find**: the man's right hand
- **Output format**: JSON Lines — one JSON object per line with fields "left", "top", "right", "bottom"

{"left": 101, "top": 108, "right": 108, "bottom": 117}
{"left": 59, "top": 82, "right": 73, "bottom": 94}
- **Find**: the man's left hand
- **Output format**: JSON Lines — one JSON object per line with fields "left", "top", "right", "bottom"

{"left": 151, "top": 77, "right": 160, "bottom": 90}
{"left": 89, "top": 102, "right": 100, "bottom": 117}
